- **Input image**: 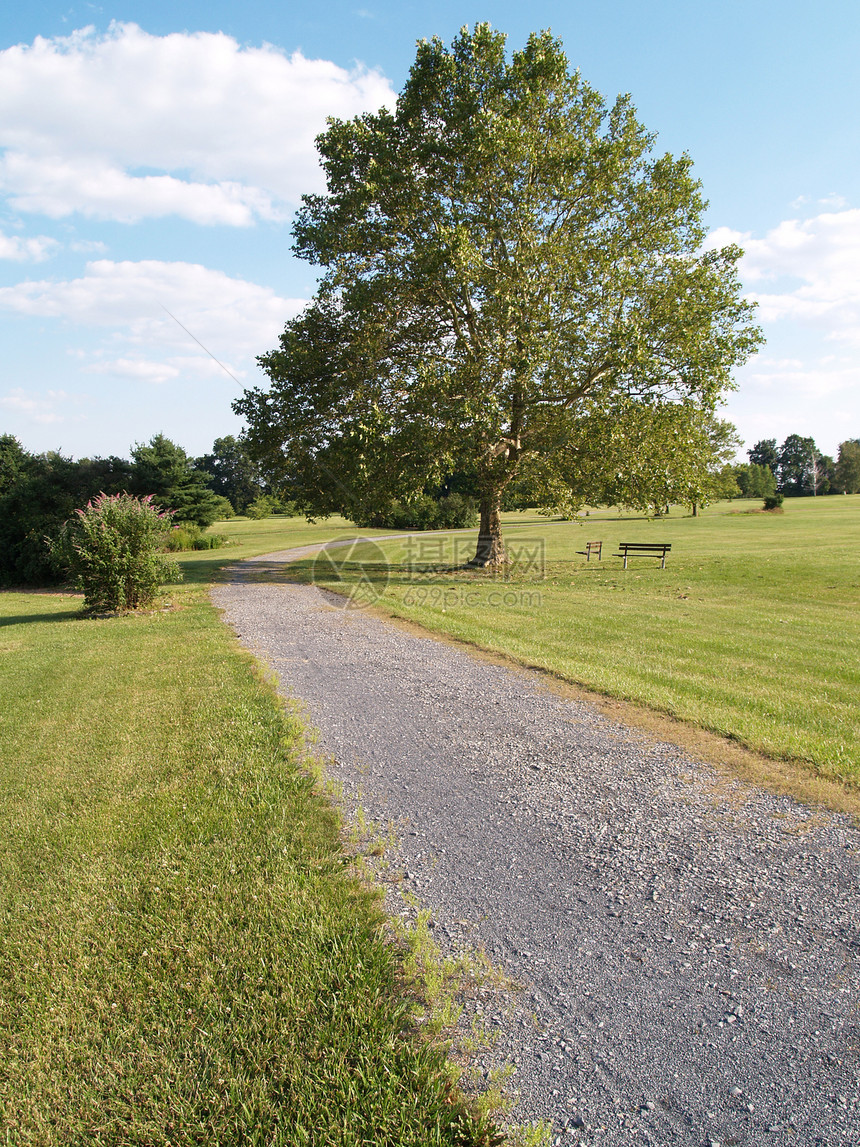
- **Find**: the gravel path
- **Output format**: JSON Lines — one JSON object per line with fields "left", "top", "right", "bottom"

{"left": 213, "top": 547, "right": 860, "bottom": 1147}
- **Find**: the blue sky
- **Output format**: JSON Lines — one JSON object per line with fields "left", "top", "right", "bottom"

{"left": 1, "top": 0, "right": 858, "bottom": 462}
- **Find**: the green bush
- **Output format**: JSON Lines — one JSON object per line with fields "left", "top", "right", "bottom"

{"left": 52, "top": 493, "right": 181, "bottom": 612}
{"left": 192, "top": 532, "right": 229, "bottom": 550}
{"left": 163, "top": 524, "right": 200, "bottom": 552}
{"left": 763, "top": 493, "right": 784, "bottom": 511}
{"left": 246, "top": 494, "right": 277, "bottom": 519}
{"left": 210, "top": 494, "right": 235, "bottom": 519}
{"left": 163, "top": 523, "right": 230, "bottom": 552}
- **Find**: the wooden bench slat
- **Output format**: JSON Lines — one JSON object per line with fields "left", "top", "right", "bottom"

{"left": 614, "top": 544, "right": 672, "bottom": 551}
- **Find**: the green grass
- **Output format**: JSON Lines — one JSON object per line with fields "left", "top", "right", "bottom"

{"left": 0, "top": 531, "right": 500, "bottom": 1146}
{"left": 288, "top": 497, "right": 860, "bottom": 784}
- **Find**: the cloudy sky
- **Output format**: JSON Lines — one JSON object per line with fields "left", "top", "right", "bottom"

{"left": 1, "top": 0, "right": 858, "bottom": 462}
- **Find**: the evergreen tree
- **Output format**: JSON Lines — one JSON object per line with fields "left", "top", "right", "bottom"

{"left": 130, "top": 434, "right": 222, "bottom": 527}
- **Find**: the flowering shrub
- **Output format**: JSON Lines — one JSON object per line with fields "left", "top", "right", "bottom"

{"left": 52, "top": 492, "right": 181, "bottom": 612}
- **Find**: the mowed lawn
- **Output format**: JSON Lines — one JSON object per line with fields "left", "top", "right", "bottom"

{"left": 291, "top": 497, "right": 860, "bottom": 785}
{"left": 0, "top": 516, "right": 498, "bottom": 1147}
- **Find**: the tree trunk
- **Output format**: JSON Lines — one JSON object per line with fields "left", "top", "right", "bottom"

{"left": 470, "top": 488, "right": 507, "bottom": 567}
{"left": 691, "top": 502, "right": 699, "bottom": 517}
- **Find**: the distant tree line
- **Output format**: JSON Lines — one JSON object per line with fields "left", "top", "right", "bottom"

{"left": 0, "top": 432, "right": 274, "bottom": 586}
{"left": 742, "top": 436, "right": 860, "bottom": 498}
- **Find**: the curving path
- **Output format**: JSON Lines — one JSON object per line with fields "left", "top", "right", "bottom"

{"left": 213, "top": 546, "right": 860, "bottom": 1147}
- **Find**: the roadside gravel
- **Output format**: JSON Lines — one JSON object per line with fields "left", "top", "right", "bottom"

{"left": 213, "top": 547, "right": 860, "bottom": 1147}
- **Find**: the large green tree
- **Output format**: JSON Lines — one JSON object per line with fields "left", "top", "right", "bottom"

{"left": 238, "top": 25, "right": 762, "bottom": 565}
{"left": 776, "top": 434, "right": 818, "bottom": 496}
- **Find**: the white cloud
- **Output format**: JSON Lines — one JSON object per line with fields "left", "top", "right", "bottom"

{"left": 0, "top": 259, "right": 305, "bottom": 356}
{"left": 725, "top": 351, "right": 859, "bottom": 456}
{"left": 0, "top": 387, "right": 79, "bottom": 423}
{"left": 0, "top": 259, "right": 305, "bottom": 407}
{"left": 1, "top": 154, "right": 279, "bottom": 225}
{"left": 817, "top": 194, "right": 849, "bottom": 210}
{"left": 0, "top": 229, "right": 58, "bottom": 260}
{"left": 708, "top": 209, "right": 860, "bottom": 449}
{"left": 69, "top": 239, "right": 108, "bottom": 253}
{"left": 707, "top": 207, "right": 860, "bottom": 344}
{"left": 0, "top": 23, "right": 396, "bottom": 225}
{"left": 85, "top": 357, "right": 182, "bottom": 385}
{"left": 741, "top": 354, "right": 857, "bottom": 400}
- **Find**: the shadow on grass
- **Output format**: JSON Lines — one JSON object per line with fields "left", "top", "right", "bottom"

{"left": 287, "top": 560, "right": 557, "bottom": 592}
{"left": 0, "top": 610, "right": 83, "bottom": 627}
{"left": 176, "top": 554, "right": 244, "bottom": 584}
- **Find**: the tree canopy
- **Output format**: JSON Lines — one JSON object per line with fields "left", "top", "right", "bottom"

{"left": 733, "top": 461, "right": 777, "bottom": 500}
{"left": 237, "top": 25, "right": 762, "bottom": 564}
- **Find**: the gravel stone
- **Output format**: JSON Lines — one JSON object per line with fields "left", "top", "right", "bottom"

{"left": 213, "top": 547, "right": 860, "bottom": 1146}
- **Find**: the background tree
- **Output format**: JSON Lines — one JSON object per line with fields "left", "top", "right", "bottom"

{"left": 835, "top": 438, "right": 860, "bottom": 493}
{"left": 0, "top": 434, "right": 30, "bottom": 497}
{"left": 129, "top": 433, "right": 222, "bottom": 527}
{"left": 777, "top": 434, "right": 820, "bottom": 496}
{"left": 238, "top": 25, "right": 762, "bottom": 565}
{"left": 747, "top": 439, "right": 779, "bottom": 475}
{"left": 733, "top": 461, "right": 777, "bottom": 499}
{"left": 0, "top": 445, "right": 133, "bottom": 585}
{"left": 810, "top": 450, "right": 835, "bottom": 496}
{"left": 196, "top": 435, "right": 264, "bottom": 514}
{"left": 685, "top": 416, "right": 743, "bottom": 515}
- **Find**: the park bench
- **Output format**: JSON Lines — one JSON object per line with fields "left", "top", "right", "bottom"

{"left": 575, "top": 541, "right": 602, "bottom": 561}
{"left": 615, "top": 542, "right": 671, "bottom": 569}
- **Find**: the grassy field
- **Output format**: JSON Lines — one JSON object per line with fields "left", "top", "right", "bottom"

{"left": 286, "top": 497, "right": 860, "bottom": 789}
{"left": 0, "top": 516, "right": 503, "bottom": 1146}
